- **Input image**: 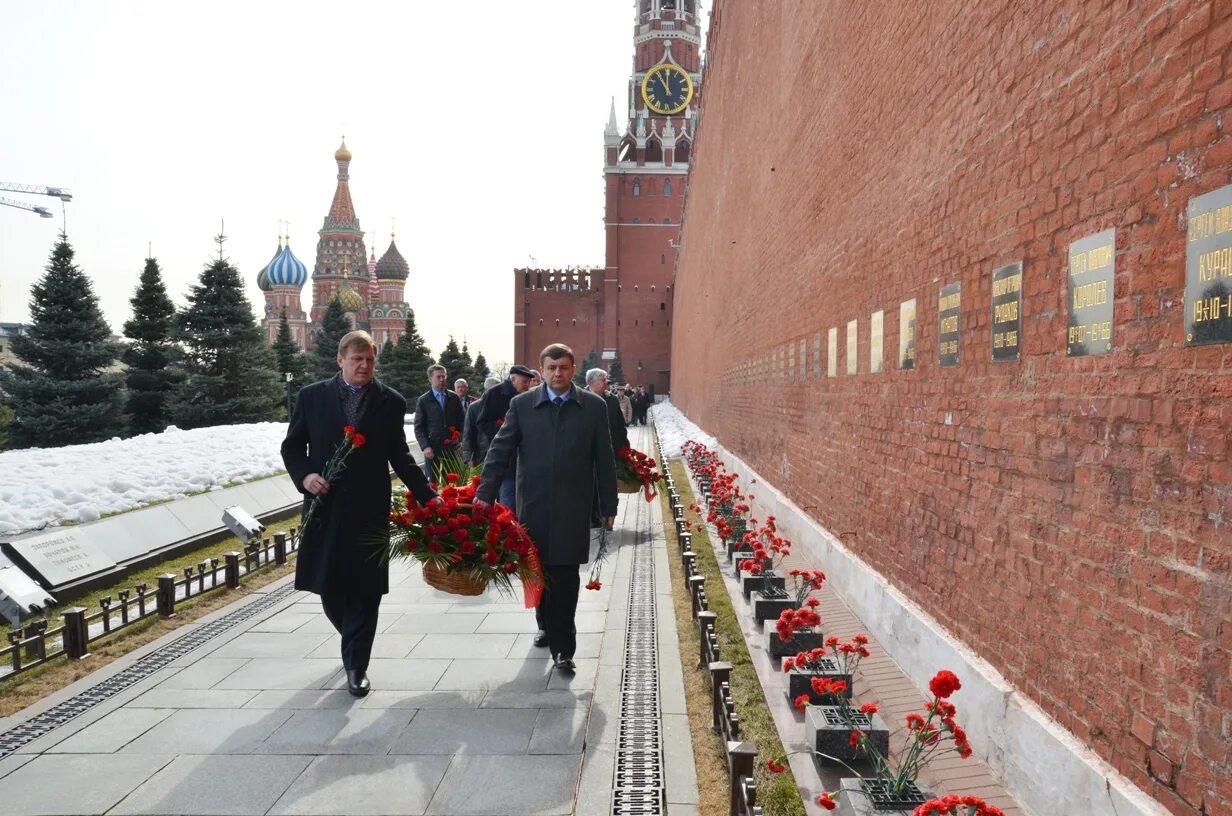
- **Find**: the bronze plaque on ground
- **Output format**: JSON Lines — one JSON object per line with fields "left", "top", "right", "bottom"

{"left": 1067, "top": 229, "right": 1115, "bottom": 356}
{"left": 991, "top": 262, "right": 1023, "bottom": 362}
{"left": 938, "top": 283, "right": 961, "bottom": 367}
{"left": 1186, "top": 183, "right": 1232, "bottom": 345}
{"left": 899, "top": 299, "right": 916, "bottom": 369}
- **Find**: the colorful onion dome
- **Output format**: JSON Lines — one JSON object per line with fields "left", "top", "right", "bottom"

{"left": 264, "top": 244, "right": 309, "bottom": 287}
{"left": 335, "top": 278, "right": 365, "bottom": 312}
{"left": 256, "top": 243, "right": 280, "bottom": 291}
{"left": 335, "top": 138, "right": 352, "bottom": 162}
{"left": 375, "top": 238, "right": 409, "bottom": 280}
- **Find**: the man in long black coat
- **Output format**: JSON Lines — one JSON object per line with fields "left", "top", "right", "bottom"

{"left": 413, "top": 364, "right": 466, "bottom": 483}
{"left": 282, "top": 330, "right": 436, "bottom": 697}
{"left": 463, "top": 365, "right": 534, "bottom": 504}
{"left": 477, "top": 344, "right": 617, "bottom": 673}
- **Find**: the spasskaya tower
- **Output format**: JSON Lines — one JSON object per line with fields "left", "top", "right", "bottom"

{"left": 514, "top": 0, "right": 701, "bottom": 394}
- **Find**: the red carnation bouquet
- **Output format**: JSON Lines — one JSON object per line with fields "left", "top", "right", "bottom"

{"left": 616, "top": 445, "right": 663, "bottom": 501}
{"left": 298, "top": 425, "right": 366, "bottom": 539}
{"left": 387, "top": 473, "right": 544, "bottom": 607}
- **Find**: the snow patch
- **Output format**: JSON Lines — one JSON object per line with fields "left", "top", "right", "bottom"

{"left": 649, "top": 400, "right": 716, "bottom": 458}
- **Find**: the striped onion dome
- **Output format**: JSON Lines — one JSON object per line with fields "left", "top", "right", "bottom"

{"left": 335, "top": 278, "right": 365, "bottom": 312}
{"left": 375, "top": 239, "right": 409, "bottom": 280}
{"left": 264, "top": 244, "right": 309, "bottom": 287}
{"left": 256, "top": 245, "right": 280, "bottom": 291}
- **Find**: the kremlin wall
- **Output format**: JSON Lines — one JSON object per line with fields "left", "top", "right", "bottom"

{"left": 255, "top": 141, "right": 413, "bottom": 351}
{"left": 670, "top": 2, "right": 1232, "bottom": 815}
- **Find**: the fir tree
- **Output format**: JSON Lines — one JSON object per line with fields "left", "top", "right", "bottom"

{"left": 379, "top": 313, "right": 434, "bottom": 399}
{"left": 472, "top": 351, "right": 491, "bottom": 382}
{"left": 437, "top": 336, "right": 472, "bottom": 388}
{"left": 459, "top": 340, "right": 476, "bottom": 385}
{"left": 308, "top": 298, "right": 351, "bottom": 383}
{"left": 0, "top": 235, "right": 124, "bottom": 448}
{"left": 271, "top": 309, "right": 310, "bottom": 418}
{"left": 171, "top": 253, "right": 282, "bottom": 428}
{"left": 122, "top": 257, "right": 180, "bottom": 434}
{"left": 609, "top": 356, "right": 626, "bottom": 384}
{"left": 573, "top": 348, "right": 600, "bottom": 388}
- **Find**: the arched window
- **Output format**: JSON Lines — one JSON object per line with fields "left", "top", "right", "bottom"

{"left": 660, "top": 254, "right": 665, "bottom": 264}
{"left": 663, "top": 218, "right": 671, "bottom": 224}
{"left": 674, "top": 139, "right": 691, "bottom": 164}
{"left": 645, "top": 138, "right": 663, "bottom": 163}
{"left": 632, "top": 180, "right": 641, "bottom": 197}
{"left": 660, "top": 302, "right": 666, "bottom": 311}
{"left": 555, "top": 319, "right": 560, "bottom": 326}
{"left": 663, "top": 180, "right": 672, "bottom": 197}
{"left": 571, "top": 319, "right": 577, "bottom": 326}
{"left": 632, "top": 218, "right": 640, "bottom": 224}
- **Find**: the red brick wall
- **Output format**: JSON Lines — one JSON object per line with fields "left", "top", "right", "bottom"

{"left": 672, "top": 2, "right": 1232, "bottom": 813}
{"left": 515, "top": 269, "right": 603, "bottom": 369}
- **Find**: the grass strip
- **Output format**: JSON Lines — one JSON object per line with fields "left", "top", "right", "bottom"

{"left": 664, "top": 460, "right": 805, "bottom": 816}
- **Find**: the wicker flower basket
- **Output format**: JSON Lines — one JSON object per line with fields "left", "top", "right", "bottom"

{"left": 617, "top": 477, "right": 642, "bottom": 494}
{"left": 422, "top": 561, "right": 487, "bottom": 596}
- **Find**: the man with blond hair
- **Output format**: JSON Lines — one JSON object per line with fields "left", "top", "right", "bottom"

{"left": 282, "top": 330, "right": 436, "bottom": 698}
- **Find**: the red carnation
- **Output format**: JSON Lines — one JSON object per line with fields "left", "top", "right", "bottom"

{"left": 929, "top": 670, "right": 961, "bottom": 699}
{"left": 351, "top": 433, "right": 366, "bottom": 448}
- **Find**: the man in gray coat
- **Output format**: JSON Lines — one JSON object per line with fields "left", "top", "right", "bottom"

{"left": 476, "top": 344, "right": 618, "bottom": 673}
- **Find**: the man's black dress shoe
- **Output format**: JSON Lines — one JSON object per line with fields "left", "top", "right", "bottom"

{"left": 533, "top": 631, "right": 549, "bottom": 648}
{"left": 346, "top": 669, "right": 370, "bottom": 697}
{"left": 553, "top": 657, "right": 576, "bottom": 674}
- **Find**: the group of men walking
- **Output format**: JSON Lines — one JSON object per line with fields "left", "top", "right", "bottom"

{"left": 281, "top": 331, "right": 624, "bottom": 696}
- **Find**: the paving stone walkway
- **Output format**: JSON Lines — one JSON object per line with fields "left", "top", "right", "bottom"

{"left": 0, "top": 427, "right": 697, "bottom": 816}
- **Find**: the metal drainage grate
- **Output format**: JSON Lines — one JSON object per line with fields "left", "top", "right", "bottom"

{"left": 612, "top": 496, "right": 666, "bottom": 816}
{"left": 0, "top": 582, "right": 300, "bottom": 757}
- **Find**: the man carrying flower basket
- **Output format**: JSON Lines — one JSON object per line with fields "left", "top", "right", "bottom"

{"left": 476, "top": 343, "right": 618, "bottom": 673}
{"left": 281, "top": 331, "right": 437, "bottom": 698}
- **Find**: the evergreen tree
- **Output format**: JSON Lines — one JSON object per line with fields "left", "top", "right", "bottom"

{"left": 308, "top": 298, "right": 350, "bottom": 383}
{"left": 122, "top": 257, "right": 180, "bottom": 434}
{"left": 437, "top": 336, "right": 472, "bottom": 388}
{"left": 379, "top": 313, "right": 434, "bottom": 399}
{"left": 271, "top": 309, "right": 310, "bottom": 418}
{"left": 609, "top": 356, "right": 626, "bottom": 384}
{"left": 459, "top": 340, "right": 476, "bottom": 385}
{"left": 0, "top": 235, "right": 124, "bottom": 448}
{"left": 171, "top": 254, "right": 282, "bottom": 428}
{"left": 573, "top": 348, "right": 600, "bottom": 388}
{"left": 472, "top": 351, "right": 491, "bottom": 382}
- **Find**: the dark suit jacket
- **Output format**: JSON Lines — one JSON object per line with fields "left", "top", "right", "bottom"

{"left": 413, "top": 389, "right": 466, "bottom": 453}
{"left": 477, "top": 384, "right": 617, "bottom": 565}
{"left": 281, "top": 375, "right": 436, "bottom": 596}
{"left": 602, "top": 393, "right": 629, "bottom": 453}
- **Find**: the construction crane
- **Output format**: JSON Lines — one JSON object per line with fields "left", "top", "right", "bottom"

{"left": 0, "top": 182, "right": 73, "bottom": 220}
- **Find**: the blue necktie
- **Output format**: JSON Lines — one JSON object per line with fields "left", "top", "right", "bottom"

{"left": 553, "top": 396, "right": 564, "bottom": 407}
{"left": 436, "top": 391, "right": 445, "bottom": 409}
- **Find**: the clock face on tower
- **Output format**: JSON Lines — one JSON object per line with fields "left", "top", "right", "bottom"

{"left": 641, "top": 64, "right": 693, "bottom": 115}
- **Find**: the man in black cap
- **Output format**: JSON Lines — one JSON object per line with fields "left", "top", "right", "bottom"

{"left": 464, "top": 364, "right": 535, "bottom": 507}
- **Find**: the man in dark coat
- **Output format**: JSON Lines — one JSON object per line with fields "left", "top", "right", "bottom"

{"left": 477, "top": 345, "right": 617, "bottom": 673}
{"left": 281, "top": 330, "right": 436, "bottom": 697}
{"left": 585, "top": 367, "right": 629, "bottom": 454}
{"left": 413, "top": 364, "right": 466, "bottom": 483}
{"left": 464, "top": 365, "right": 534, "bottom": 505}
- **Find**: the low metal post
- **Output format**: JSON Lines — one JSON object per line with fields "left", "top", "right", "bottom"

{"left": 688, "top": 575, "right": 705, "bottom": 618}
{"left": 7, "top": 631, "right": 22, "bottom": 672}
{"left": 273, "top": 533, "right": 287, "bottom": 565}
{"left": 62, "top": 607, "right": 89, "bottom": 660}
{"left": 99, "top": 596, "right": 112, "bottom": 633}
{"left": 682, "top": 550, "right": 695, "bottom": 579}
{"left": 697, "top": 610, "right": 717, "bottom": 667}
{"left": 709, "top": 661, "right": 732, "bottom": 732}
{"left": 118, "top": 590, "right": 131, "bottom": 625}
{"left": 156, "top": 574, "right": 177, "bottom": 618}
{"left": 224, "top": 552, "right": 241, "bottom": 589}
{"left": 727, "top": 741, "right": 758, "bottom": 816}
{"left": 23, "top": 620, "right": 46, "bottom": 661}
{"left": 680, "top": 531, "right": 692, "bottom": 553}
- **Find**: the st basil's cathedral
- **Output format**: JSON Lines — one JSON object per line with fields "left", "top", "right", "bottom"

{"left": 256, "top": 140, "right": 412, "bottom": 350}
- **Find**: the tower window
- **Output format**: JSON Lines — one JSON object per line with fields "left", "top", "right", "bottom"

{"left": 645, "top": 138, "right": 663, "bottom": 163}
{"left": 663, "top": 181, "right": 672, "bottom": 197}
{"left": 663, "top": 217, "right": 671, "bottom": 224}
{"left": 539, "top": 319, "right": 544, "bottom": 326}
{"left": 555, "top": 319, "right": 560, "bottom": 326}
{"left": 572, "top": 319, "right": 577, "bottom": 326}
{"left": 632, "top": 181, "right": 641, "bottom": 197}
{"left": 660, "top": 254, "right": 665, "bottom": 264}
{"left": 660, "top": 302, "right": 666, "bottom": 310}
{"left": 632, "top": 218, "right": 640, "bottom": 224}
{"left": 674, "top": 140, "right": 691, "bottom": 164}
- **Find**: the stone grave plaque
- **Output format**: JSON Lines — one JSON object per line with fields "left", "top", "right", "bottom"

{"left": 1067, "top": 228, "right": 1115, "bottom": 356}
{"left": 846, "top": 319, "right": 858, "bottom": 375}
{"left": 89, "top": 506, "right": 192, "bottom": 564}
{"left": 938, "top": 283, "right": 961, "bottom": 367}
{"left": 827, "top": 327, "right": 837, "bottom": 377}
{"left": 1185, "top": 183, "right": 1232, "bottom": 345}
{"left": 899, "top": 299, "right": 917, "bottom": 370}
{"left": 870, "top": 310, "right": 884, "bottom": 373}
{"left": 991, "top": 261, "right": 1023, "bottom": 362}
{"left": 3, "top": 529, "right": 117, "bottom": 588}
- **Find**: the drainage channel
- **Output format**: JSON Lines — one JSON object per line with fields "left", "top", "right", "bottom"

{"left": 0, "top": 582, "right": 300, "bottom": 757}
{"left": 611, "top": 490, "right": 666, "bottom": 816}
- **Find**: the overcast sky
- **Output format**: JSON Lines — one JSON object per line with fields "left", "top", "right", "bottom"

{"left": 0, "top": 1, "right": 704, "bottom": 369}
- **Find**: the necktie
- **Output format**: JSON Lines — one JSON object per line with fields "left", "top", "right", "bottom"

{"left": 436, "top": 391, "right": 445, "bottom": 409}
{"left": 553, "top": 396, "right": 564, "bottom": 407}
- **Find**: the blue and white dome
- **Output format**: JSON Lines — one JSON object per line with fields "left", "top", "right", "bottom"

{"left": 262, "top": 244, "right": 308, "bottom": 287}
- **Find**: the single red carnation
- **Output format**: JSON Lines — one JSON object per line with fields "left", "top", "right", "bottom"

{"left": 929, "top": 670, "right": 962, "bottom": 699}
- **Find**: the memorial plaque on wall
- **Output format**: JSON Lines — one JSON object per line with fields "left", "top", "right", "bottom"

{"left": 938, "top": 283, "right": 961, "bottom": 367}
{"left": 899, "top": 299, "right": 917, "bottom": 369}
{"left": 846, "top": 319, "right": 858, "bottom": 375}
{"left": 991, "top": 262, "right": 1023, "bottom": 362}
{"left": 1186, "top": 184, "right": 1232, "bottom": 345}
{"left": 1067, "top": 228, "right": 1115, "bottom": 356}
{"left": 3, "top": 529, "right": 117, "bottom": 589}
{"left": 827, "top": 327, "right": 837, "bottom": 377}
{"left": 870, "top": 310, "right": 884, "bottom": 373}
